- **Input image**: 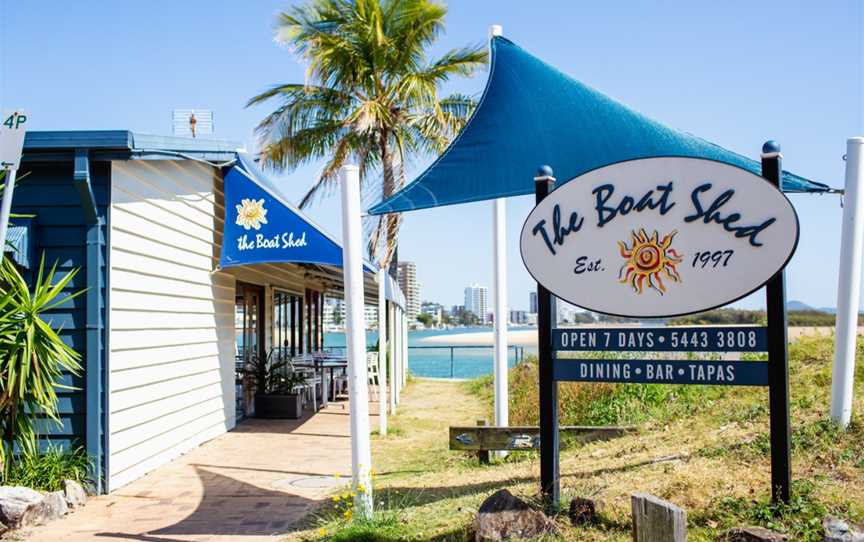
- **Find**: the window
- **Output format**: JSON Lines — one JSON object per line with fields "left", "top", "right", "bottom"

{"left": 273, "top": 290, "right": 301, "bottom": 360}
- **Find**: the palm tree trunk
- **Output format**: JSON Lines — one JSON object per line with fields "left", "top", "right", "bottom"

{"left": 379, "top": 130, "right": 401, "bottom": 275}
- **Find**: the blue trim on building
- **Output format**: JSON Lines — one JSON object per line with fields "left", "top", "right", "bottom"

{"left": 12, "top": 159, "right": 110, "bottom": 476}
{"left": 24, "top": 130, "right": 240, "bottom": 163}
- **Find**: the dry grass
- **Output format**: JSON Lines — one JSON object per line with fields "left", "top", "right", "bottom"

{"left": 288, "top": 335, "right": 863, "bottom": 541}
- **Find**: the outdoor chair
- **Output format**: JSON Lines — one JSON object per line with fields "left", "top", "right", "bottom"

{"left": 366, "top": 352, "right": 380, "bottom": 401}
{"left": 290, "top": 355, "right": 320, "bottom": 411}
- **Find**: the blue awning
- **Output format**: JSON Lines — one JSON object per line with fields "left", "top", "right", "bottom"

{"left": 369, "top": 36, "right": 829, "bottom": 215}
{"left": 220, "top": 153, "right": 377, "bottom": 274}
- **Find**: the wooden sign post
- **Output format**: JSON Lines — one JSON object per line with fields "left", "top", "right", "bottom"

{"left": 534, "top": 166, "right": 560, "bottom": 509}
{"left": 761, "top": 141, "right": 792, "bottom": 503}
{"left": 524, "top": 149, "right": 796, "bottom": 508}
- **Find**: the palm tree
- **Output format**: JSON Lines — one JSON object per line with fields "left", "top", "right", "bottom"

{"left": 247, "top": 0, "right": 487, "bottom": 268}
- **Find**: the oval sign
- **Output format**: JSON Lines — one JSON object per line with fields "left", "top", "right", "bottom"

{"left": 520, "top": 157, "right": 799, "bottom": 318}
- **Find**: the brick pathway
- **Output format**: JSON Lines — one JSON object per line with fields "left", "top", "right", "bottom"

{"left": 22, "top": 401, "right": 377, "bottom": 541}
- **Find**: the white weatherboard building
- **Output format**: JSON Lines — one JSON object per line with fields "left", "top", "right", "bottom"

{"left": 18, "top": 131, "right": 407, "bottom": 493}
{"left": 465, "top": 284, "right": 488, "bottom": 324}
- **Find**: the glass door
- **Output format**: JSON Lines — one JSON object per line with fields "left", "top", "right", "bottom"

{"left": 235, "top": 282, "right": 264, "bottom": 421}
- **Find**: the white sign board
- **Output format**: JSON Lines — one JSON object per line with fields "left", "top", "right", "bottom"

{"left": 520, "top": 157, "right": 799, "bottom": 318}
{"left": 0, "top": 110, "right": 28, "bottom": 169}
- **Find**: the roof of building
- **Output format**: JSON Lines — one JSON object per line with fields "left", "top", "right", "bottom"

{"left": 23, "top": 130, "right": 241, "bottom": 162}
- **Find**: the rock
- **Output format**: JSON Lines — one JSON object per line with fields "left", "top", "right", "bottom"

{"left": 823, "top": 517, "right": 864, "bottom": 542}
{"left": 40, "top": 491, "right": 69, "bottom": 523}
{"left": 0, "top": 486, "right": 46, "bottom": 529}
{"left": 720, "top": 526, "right": 789, "bottom": 542}
{"left": 63, "top": 479, "right": 87, "bottom": 509}
{"left": 569, "top": 497, "right": 598, "bottom": 526}
{"left": 474, "top": 489, "right": 557, "bottom": 542}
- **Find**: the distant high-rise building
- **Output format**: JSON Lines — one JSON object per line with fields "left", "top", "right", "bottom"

{"left": 464, "top": 284, "right": 489, "bottom": 324}
{"left": 397, "top": 261, "right": 421, "bottom": 322}
{"left": 529, "top": 291, "right": 538, "bottom": 313}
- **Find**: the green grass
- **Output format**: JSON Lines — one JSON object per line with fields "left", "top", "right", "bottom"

{"left": 288, "top": 335, "right": 864, "bottom": 542}
{"left": 3, "top": 446, "right": 89, "bottom": 492}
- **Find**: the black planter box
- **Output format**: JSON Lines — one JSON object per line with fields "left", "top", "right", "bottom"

{"left": 254, "top": 393, "right": 303, "bottom": 419}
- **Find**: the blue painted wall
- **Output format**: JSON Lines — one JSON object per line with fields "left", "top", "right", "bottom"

{"left": 12, "top": 159, "right": 108, "bottom": 481}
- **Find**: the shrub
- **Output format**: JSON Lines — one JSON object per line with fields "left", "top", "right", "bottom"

{"left": 3, "top": 446, "right": 89, "bottom": 492}
{"left": 0, "top": 258, "right": 83, "bottom": 475}
{"left": 504, "top": 356, "right": 724, "bottom": 427}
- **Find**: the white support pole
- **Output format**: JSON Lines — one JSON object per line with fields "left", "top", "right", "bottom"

{"left": 402, "top": 311, "right": 408, "bottom": 388}
{"left": 394, "top": 307, "right": 402, "bottom": 403}
{"left": 388, "top": 303, "right": 396, "bottom": 414}
{"left": 831, "top": 137, "right": 864, "bottom": 427}
{"left": 492, "top": 197, "right": 509, "bottom": 430}
{"left": 377, "top": 270, "right": 388, "bottom": 436}
{"left": 0, "top": 168, "right": 18, "bottom": 265}
{"left": 339, "top": 165, "right": 373, "bottom": 517}
{"left": 488, "top": 24, "right": 509, "bottom": 436}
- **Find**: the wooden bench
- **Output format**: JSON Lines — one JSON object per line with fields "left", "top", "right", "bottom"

{"left": 450, "top": 420, "right": 636, "bottom": 463}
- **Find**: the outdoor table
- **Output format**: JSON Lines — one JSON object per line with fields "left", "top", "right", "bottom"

{"left": 294, "top": 358, "right": 348, "bottom": 407}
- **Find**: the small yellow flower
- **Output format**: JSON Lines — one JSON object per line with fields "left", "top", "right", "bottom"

{"left": 356, "top": 483, "right": 366, "bottom": 493}
{"left": 318, "top": 528, "right": 326, "bottom": 536}
{"left": 331, "top": 496, "right": 339, "bottom": 503}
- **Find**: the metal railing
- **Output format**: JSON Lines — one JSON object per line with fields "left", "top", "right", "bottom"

{"left": 408, "top": 344, "right": 527, "bottom": 379}
{"left": 321, "top": 344, "right": 529, "bottom": 379}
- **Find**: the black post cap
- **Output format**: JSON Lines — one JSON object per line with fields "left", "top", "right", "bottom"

{"left": 536, "top": 165, "right": 554, "bottom": 177}
{"left": 762, "top": 140, "right": 781, "bottom": 154}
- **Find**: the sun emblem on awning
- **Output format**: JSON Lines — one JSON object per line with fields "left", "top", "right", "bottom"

{"left": 235, "top": 198, "right": 268, "bottom": 231}
{"left": 618, "top": 229, "right": 683, "bottom": 295}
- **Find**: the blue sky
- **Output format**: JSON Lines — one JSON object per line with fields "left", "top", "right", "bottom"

{"left": 1, "top": 1, "right": 861, "bottom": 311}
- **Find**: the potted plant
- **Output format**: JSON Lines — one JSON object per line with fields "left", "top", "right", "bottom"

{"left": 243, "top": 350, "right": 307, "bottom": 419}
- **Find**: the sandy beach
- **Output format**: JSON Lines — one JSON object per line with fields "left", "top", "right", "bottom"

{"left": 419, "top": 325, "right": 863, "bottom": 346}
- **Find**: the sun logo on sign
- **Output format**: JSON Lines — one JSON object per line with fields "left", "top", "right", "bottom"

{"left": 618, "top": 229, "right": 683, "bottom": 295}
{"left": 235, "top": 198, "right": 268, "bottom": 231}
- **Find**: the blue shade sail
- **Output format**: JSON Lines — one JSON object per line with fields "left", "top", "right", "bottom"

{"left": 369, "top": 37, "right": 828, "bottom": 215}
{"left": 220, "top": 154, "right": 377, "bottom": 274}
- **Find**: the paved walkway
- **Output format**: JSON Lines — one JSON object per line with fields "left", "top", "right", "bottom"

{"left": 23, "top": 401, "right": 378, "bottom": 541}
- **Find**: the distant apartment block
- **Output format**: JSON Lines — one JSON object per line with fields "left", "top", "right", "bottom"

{"left": 420, "top": 301, "right": 443, "bottom": 326}
{"left": 529, "top": 291, "right": 538, "bottom": 313}
{"left": 510, "top": 310, "right": 528, "bottom": 324}
{"left": 397, "top": 261, "right": 421, "bottom": 322}
{"left": 464, "top": 284, "right": 489, "bottom": 324}
{"left": 323, "top": 297, "right": 377, "bottom": 331}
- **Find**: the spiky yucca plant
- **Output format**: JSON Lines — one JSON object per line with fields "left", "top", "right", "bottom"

{"left": 0, "top": 257, "right": 82, "bottom": 473}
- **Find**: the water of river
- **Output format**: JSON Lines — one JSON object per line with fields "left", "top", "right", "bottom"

{"left": 323, "top": 327, "right": 538, "bottom": 379}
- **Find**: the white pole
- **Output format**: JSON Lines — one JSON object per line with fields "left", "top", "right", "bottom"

{"left": 377, "top": 270, "right": 388, "bottom": 436}
{"left": 0, "top": 168, "right": 18, "bottom": 265}
{"left": 394, "top": 307, "right": 402, "bottom": 403}
{"left": 388, "top": 302, "right": 396, "bottom": 414}
{"left": 402, "top": 311, "right": 408, "bottom": 388}
{"left": 492, "top": 198, "right": 509, "bottom": 429}
{"left": 488, "top": 24, "right": 509, "bottom": 437}
{"left": 339, "top": 164, "right": 373, "bottom": 517}
{"left": 831, "top": 137, "right": 864, "bottom": 427}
